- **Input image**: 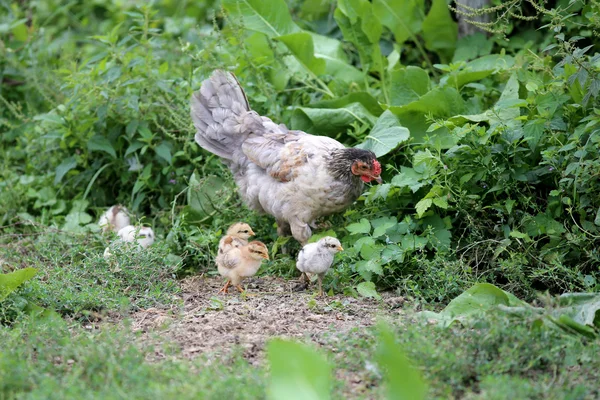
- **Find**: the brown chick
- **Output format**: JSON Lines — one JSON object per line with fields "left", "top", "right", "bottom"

{"left": 217, "top": 241, "right": 269, "bottom": 294}
{"left": 217, "top": 222, "right": 255, "bottom": 257}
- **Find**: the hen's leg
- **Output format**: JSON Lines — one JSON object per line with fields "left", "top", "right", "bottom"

{"left": 290, "top": 219, "right": 312, "bottom": 246}
{"left": 276, "top": 220, "right": 292, "bottom": 237}
{"left": 218, "top": 280, "right": 231, "bottom": 294}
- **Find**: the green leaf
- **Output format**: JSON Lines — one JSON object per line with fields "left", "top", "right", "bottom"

{"left": 291, "top": 103, "right": 378, "bottom": 135}
{"left": 54, "top": 156, "right": 77, "bottom": 185}
{"left": 452, "top": 32, "right": 493, "bottom": 62}
{"left": 346, "top": 218, "right": 371, "bottom": 235}
{"left": 11, "top": 21, "right": 28, "bottom": 42}
{"left": 0, "top": 268, "right": 38, "bottom": 301}
{"left": 310, "top": 33, "right": 364, "bottom": 83}
{"left": 356, "top": 281, "right": 381, "bottom": 300}
{"left": 275, "top": 32, "right": 326, "bottom": 75}
{"left": 335, "top": 0, "right": 382, "bottom": 69}
{"left": 421, "top": 0, "right": 457, "bottom": 60}
{"left": 445, "top": 54, "right": 515, "bottom": 88}
{"left": 432, "top": 197, "right": 448, "bottom": 209}
{"left": 373, "top": 0, "right": 424, "bottom": 45}
{"left": 376, "top": 324, "right": 427, "bottom": 400}
{"left": 555, "top": 293, "right": 600, "bottom": 328}
{"left": 187, "top": 172, "right": 230, "bottom": 222}
{"left": 391, "top": 167, "right": 428, "bottom": 192}
{"left": 420, "top": 283, "right": 528, "bottom": 328}
{"left": 87, "top": 135, "right": 117, "bottom": 158}
{"left": 356, "top": 110, "right": 410, "bottom": 157}
{"left": 154, "top": 142, "right": 172, "bottom": 163}
{"left": 306, "top": 92, "right": 383, "bottom": 117}
{"left": 222, "top": 0, "right": 300, "bottom": 37}
{"left": 389, "top": 67, "right": 431, "bottom": 107}
{"left": 371, "top": 216, "right": 398, "bottom": 238}
{"left": 415, "top": 198, "right": 432, "bottom": 217}
{"left": 267, "top": 339, "right": 332, "bottom": 400}
{"left": 387, "top": 86, "right": 464, "bottom": 118}
{"left": 357, "top": 259, "right": 383, "bottom": 275}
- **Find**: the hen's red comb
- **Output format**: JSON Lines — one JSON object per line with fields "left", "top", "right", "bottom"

{"left": 372, "top": 160, "right": 382, "bottom": 176}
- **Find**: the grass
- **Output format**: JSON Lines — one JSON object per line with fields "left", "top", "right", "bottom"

{"left": 1, "top": 229, "right": 599, "bottom": 399}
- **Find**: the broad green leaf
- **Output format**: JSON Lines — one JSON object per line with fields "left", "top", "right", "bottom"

{"left": 400, "top": 234, "right": 428, "bottom": 252}
{"left": 452, "top": 32, "right": 493, "bottom": 62}
{"left": 308, "top": 229, "right": 337, "bottom": 243}
{"left": 187, "top": 172, "right": 230, "bottom": 222}
{"left": 371, "top": 216, "right": 398, "bottom": 238}
{"left": 356, "top": 281, "right": 381, "bottom": 300}
{"left": 422, "top": 283, "right": 528, "bottom": 327}
{"left": 356, "top": 110, "right": 410, "bottom": 157}
{"left": 154, "top": 142, "right": 172, "bottom": 163}
{"left": 391, "top": 167, "right": 428, "bottom": 192}
{"left": 387, "top": 86, "right": 465, "bottom": 118}
{"left": 54, "top": 156, "right": 77, "bottom": 185}
{"left": 11, "top": 21, "right": 28, "bottom": 42}
{"left": 389, "top": 67, "right": 431, "bottom": 107}
{"left": 430, "top": 227, "right": 451, "bottom": 252}
{"left": 432, "top": 197, "right": 448, "bottom": 209}
{"left": 275, "top": 32, "right": 326, "bottom": 75}
{"left": 246, "top": 32, "right": 290, "bottom": 90}
{"left": 291, "top": 103, "right": 378, "bottom": 135}
{"left": 310, "top": 33, "right": 365, "bottom": 82}
{"left": 415, "top": 198, "right": 432, "bottom": 217}
{"left": 346, "top": 218, "right": 371, "bottom": 234}
{"left": 445, "top": 54, "right": 515, "bottom": 87}
{"left": 222, "top": 0, "right": 300, "bottom": 37}
{"left": 267, "top": 339, "right": 332, "bottom": 400}
{"left": 87, "top": 135, "right": 117, "bottom": 158}
{"left": 555, "top": 293, "right": 600, "bottom": 328}
{"left": 356, "top": 259, "right": 383, "bottom": 275}
{"left": 376, "top": 324, "right": 427, "bottom": 400}
{"left": 373, "top": 0, "right": 424, "bottom": 45}
{"left": 421, "top": 0, "right": 457, "bottom": 60}
{"left": 0, "top": 268, "right": 38, "bottom": 301}
{"left": 306, "top": 92, "right": 383, "bottom": 117}
{"left": 335, "top": 0, "right": 382, "bottom": 69}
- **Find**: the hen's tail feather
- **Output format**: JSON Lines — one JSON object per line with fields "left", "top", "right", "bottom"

{"left": 190, "top": 70, "right": 262, "bottom": 162}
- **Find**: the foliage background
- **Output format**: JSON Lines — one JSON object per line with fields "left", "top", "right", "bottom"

{"left": 2, "top": 0, "right": 599, "bottom": 303}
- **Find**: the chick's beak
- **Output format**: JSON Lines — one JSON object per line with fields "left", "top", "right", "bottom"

{"left": 337, "top": 245, "right": 344, "bottom": 251}
{"left": 249, "top": 229, "right": 255, "bottom": 236}
{"left": 262, "top": 253, "right": 270, "bottom": 260}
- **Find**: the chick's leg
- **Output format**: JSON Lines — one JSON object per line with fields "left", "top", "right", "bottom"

{"left": 317, "top": 274, "right": 324, "bottom": 297}
{"left": 218, "top": 280, "right": 231, "bottom": 294}
{"left": 235, "top": 284, "right": 244, "bottom": 293}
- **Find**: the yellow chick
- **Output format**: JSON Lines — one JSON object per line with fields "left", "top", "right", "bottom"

{"left": 217, "top": 241, "right": 269, "bottom": 294}
{"left": 217, "top": 222, "right": 255, "bottom": 257}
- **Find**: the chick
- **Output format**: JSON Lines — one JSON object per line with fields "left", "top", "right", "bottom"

{"left": 217, "top": 241, "right": 269, "bottom": 294}
{"left": 98, "top": 205, "right": 131, "bottom": 233}
{"left": 117, "top": 225, "right": 155, "bottom": 248}
{"left": 296, "top": 236, "right": 343, "bottom": 297}
{"left": 217, "top": 222, "right": 255, "bottom": 256}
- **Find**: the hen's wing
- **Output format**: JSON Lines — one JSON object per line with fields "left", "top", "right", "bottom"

{"left": 242, "top": 124, "right": 345, "bottom": 183}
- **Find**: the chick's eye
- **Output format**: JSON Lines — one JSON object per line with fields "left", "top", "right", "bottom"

{"left": 242, "top": 230, "right": 248, "bottom": 233}
{"left": 330, "top": 244, "right": 336, "bottom": 248}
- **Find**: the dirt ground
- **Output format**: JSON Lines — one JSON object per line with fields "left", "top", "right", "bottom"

{"left": 128, "top": 275, "right": 406, "bottom": 363}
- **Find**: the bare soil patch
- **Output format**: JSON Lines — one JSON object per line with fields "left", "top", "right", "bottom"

{"left": 128, "top": 275, "right": 405, "bottom": 363}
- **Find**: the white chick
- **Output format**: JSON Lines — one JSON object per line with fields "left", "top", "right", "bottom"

{"left": 296, "top": 236, "right": 343, "bottom": 297}
{"left": 217, "top": 241, "right": 269, "bottom": 294}
{"left": 117, "top": 225, "right": 155, "bottom": 249}
{"left": 98, "top": 205, "right": 131, "bottom": 233}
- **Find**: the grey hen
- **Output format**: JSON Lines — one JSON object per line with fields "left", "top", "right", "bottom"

{"left": 190, "top": 70, "right": 382, "bottom": 245}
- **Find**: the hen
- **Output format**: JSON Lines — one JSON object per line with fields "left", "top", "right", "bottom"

{"left": 217, "top": 241, "right": 269, "bottom": 294}
{"left": 296, "top": 236, "right": 343, "bottom": 296}
{"left": 98, "top": 205, "right": 130, "bottom": 233}
{"left": 191, "top": 70, "right": 382, "bottom": 245}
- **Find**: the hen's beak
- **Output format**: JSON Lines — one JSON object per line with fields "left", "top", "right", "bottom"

{"left": 374, "top": 176, "right": 383, "bottom": 184}
{"left": 336, "top": 245, "right": 344, "bottom": 251}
